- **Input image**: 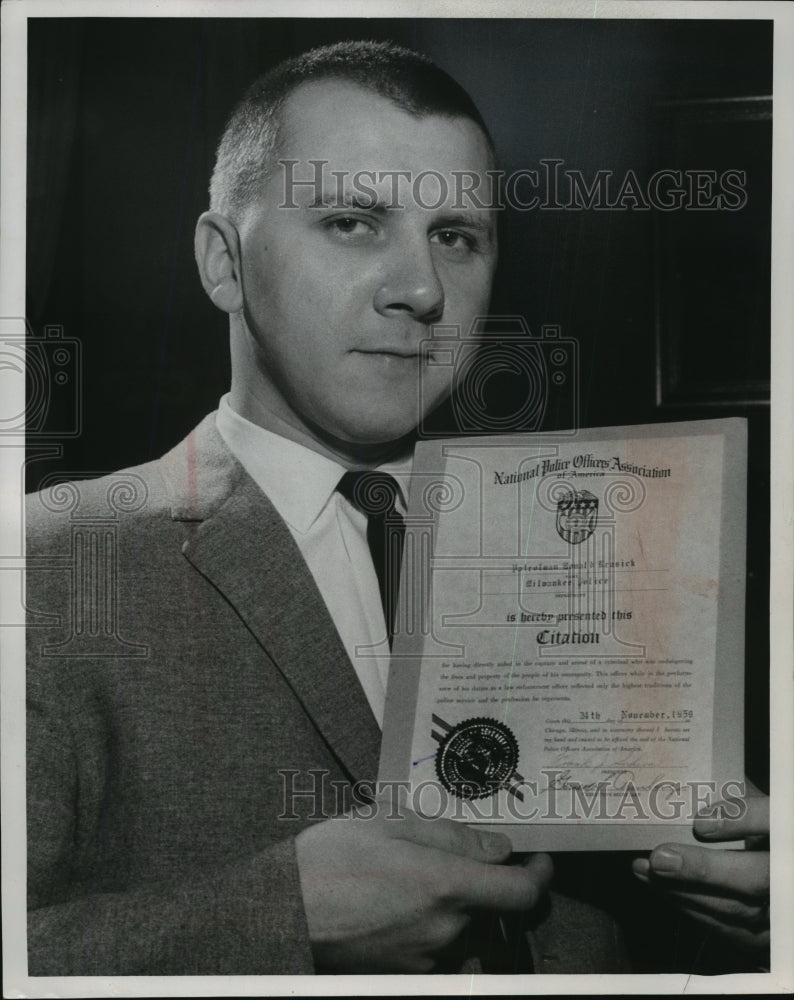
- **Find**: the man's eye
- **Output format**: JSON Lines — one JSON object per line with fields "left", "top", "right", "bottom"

{"left": 326, "top": 216, "right": 374, "bottom": 239}
{"left": 430, "top": 229, "right": 474, "bottom": 252}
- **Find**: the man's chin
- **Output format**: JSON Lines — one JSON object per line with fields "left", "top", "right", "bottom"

{"left": 293, "top": 408, "right": 415, "bottom": 462}
{"left": 332, "top": 423, "right": 419, "bottom": 454}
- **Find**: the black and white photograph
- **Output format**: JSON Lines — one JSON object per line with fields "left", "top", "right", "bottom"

{"left": 1, "top": 0, "right": 792, "bottom": 994}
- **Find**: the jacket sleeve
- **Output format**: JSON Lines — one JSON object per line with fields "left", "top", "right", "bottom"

{"left": 27, "top": 668, "right": 316, "bottom": 976}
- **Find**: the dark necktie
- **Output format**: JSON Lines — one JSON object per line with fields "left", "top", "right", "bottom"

{"left": 337, "top": 471, "right": 406, "bottom": 648}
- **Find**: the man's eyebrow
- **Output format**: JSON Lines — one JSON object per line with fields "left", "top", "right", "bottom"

{"left": 431, "top": 211, "right": 494, "bottom": 234}
{"left": 308, "top": 190, "right": 385, "bottom": 212}
{"left": 305, "top": 191, "right": 496, "bottom": 236}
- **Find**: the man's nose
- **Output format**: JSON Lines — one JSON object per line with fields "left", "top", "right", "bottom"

{"left": 373, "top": 240, "right": 445, "bottom": 323}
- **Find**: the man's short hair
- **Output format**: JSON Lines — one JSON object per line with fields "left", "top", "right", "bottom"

{"left": 209, "top": 39, "right": 494, "bottom": 221}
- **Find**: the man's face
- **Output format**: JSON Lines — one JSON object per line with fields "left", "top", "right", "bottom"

{"left": 234, "top": 79, "right": 497, "bottom": 452}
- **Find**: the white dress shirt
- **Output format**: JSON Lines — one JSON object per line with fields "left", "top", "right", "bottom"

{"left": 215, "top": 394, "right": 411, "bottom": 727}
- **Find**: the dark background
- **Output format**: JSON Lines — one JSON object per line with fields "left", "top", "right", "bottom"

{"left": 26, "top": 16, "right": 772, "bottom": 974}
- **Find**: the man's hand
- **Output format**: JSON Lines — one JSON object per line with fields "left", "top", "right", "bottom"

{"left": 295, "top": 804, "right": 552, "bottom": 972}
{"left": 632, "top": 793, "right": 770, "bottom": 953}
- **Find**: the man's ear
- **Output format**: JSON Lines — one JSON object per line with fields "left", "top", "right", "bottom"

{"left": 194, "top": 211, "right": 244, "bottom": 314}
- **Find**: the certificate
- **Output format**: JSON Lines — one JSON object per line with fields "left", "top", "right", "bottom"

{"left": 379, "top": 418, "right": 747, "bottom": 850}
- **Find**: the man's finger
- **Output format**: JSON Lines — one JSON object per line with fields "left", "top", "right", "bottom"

{"left": 693, "top": 795, "right": 769, "bottom": 842}
{"left": 451, "top": 853, "right": 553, "bottom": 913}
{"left": 633, "top": 865, "right": 768, "bottom": 926}
{"left": 518, "top": 851, "right": 554, "bottom": 890}
{"left": 676, "top": 905, "right": 770, "bottom": 942}
{"left": 653, "top": 887, "right": 768, "bottom": 928}
{"left": 389, "top": 810, "right": 513, "bottom": 864}
{"left": 641, "top": 843, "right": 769, "bottom": 899}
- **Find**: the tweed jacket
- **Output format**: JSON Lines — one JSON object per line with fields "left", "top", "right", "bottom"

{"left": 26, "top": 414, "right": 627, "bottom": 976}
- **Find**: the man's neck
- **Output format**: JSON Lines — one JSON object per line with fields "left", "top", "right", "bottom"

{"left": 227, "top": 387, "right": 415, "bottom": 470}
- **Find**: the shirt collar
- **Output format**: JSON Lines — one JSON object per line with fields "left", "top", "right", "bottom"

{"left": 215, "top": 394, "right": 413, "bottom": 532}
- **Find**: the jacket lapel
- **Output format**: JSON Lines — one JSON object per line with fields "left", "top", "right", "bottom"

{"left": 162, "top": 415, "right": 383, "bottom": 784}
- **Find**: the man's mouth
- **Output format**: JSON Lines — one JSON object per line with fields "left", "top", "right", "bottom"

{"left": 354, "top": 348, "right": 421, "bottom": 360}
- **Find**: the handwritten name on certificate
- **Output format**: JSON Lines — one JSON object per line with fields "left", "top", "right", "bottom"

{"left": 379, "top": 418, "right": 747, "bottom": 850}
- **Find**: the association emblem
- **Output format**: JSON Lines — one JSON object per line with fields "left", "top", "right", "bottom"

{"left": 556, "top": 488, "right": 598, "bottom": 544}
{"left": 431, "top": 715, "right": 524, "bottom": 800}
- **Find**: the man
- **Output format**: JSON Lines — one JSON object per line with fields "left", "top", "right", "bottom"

{"left": 26, "top": 39, "right": 768, "bottom": 977}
